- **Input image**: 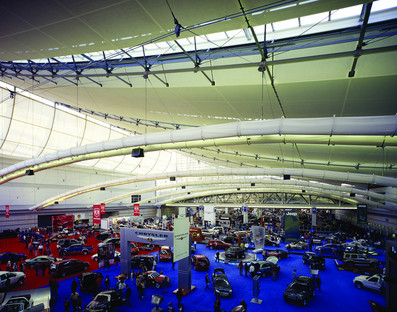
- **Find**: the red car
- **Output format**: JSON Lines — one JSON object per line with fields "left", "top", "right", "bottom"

{"left": 141, "top": 270, "right": 170, "bottom": 288}
{"left": 206, "top": 239, "right": 231, "bottom": 250}
{"left": 131, "top": 243, "right": 139, "bottom": 255}
{"left": 191, "top": 255, "right": 210, "bottom": 271}
{"left": 267, "top": 249, "right": 289, "bottom": 260}
{"left": 159, "top": 246, "right": 173, "bottom": 262}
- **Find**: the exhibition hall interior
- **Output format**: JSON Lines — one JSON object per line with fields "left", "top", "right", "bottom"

{"left": 0, "top": 0, "right": 396, "bottom": 311}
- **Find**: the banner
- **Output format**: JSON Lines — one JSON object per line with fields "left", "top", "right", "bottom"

{"left": 357, "top": 204, "right": 367, "bottom": 224}
{"left": 100, "top": 203, "right": 106, "bottom": 215}
{"left": 173, "top": 217, "right": 190, "bottom": 262}
{"left": 133, "top": 203, "right": 140, "bottom": 216}
{"left": 93, "top": 205, "right": 101, "bottom": 225}
{"left": 5, "top": 205, "right": 9, "bottom": 219}
{"left": 284, "top": 209, "right": 300, "bottom": 242}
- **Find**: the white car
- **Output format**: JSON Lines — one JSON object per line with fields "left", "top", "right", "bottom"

{"left": 0, "top": 271, "right": 26, "bottom": 289}
{"left": 91, "top": 250, "right": 120, "bottom": 262}
{"left": 353, "top": 274, "right": 384, "bottom": 292}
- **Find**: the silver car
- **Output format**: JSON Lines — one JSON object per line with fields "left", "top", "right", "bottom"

{"left": 0, "top": 271, "right": 26, "bottom": 290}
{"left": 353, "top": 274, "right": 384, "bottom": 292}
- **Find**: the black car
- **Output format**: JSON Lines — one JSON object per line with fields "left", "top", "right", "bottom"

{"left": 79, "top": 272, "right": 104, "bottom": 293}
{"left": 212, "top": 268, "right": 232, "bottom": 298}
{"left": 131, "top": 255, "right": 156, "bottom": 270}
{"left": 283, "top": 275, "right": 316, "bottom": 306}
{"left": 95, "top": 232, "right": 111, "bottom": 241}
{"left": 249, "top": 260, "right": 280, "bottom": 278}
{"left": 223, "top": 236, "right": 237, "bottom": 244}
{"left": 302, "top": 252, "right": 325, "bottom": 270}
{"left": 225, "top": 247, "right": 245, "bottom": 259}
{"left": 98, "top": 237, "right": 120, "bottom": 248}
{"left": 24, "top": 256, "right": 62, "bottom": 269}
{"left": 0, "top": 252, "right": 27, "bottom": 264}
{"left": 85, "top": 289, "right": 126, "bottom": 312}
{"left": 49, "top": 259, "right": 90, "bottom": 277}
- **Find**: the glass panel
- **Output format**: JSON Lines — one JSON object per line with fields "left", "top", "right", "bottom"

{"left": 331, "top": 5, "right": 363, "bottom": 20}
{"left": 300, "top": 12, "right": 329, "bottom": 26}
{"left": 272, "top": 18, "right": 300, "bottom": 31}
{"left": 371, "top": 0, "right": 397, "bottom": 12}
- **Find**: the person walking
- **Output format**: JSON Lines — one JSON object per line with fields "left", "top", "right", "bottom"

{"left": 125, "top": 285, "right": 131, "bottom": 306}
{"left": 118, "top": 278, "right": 126, "bottom": 296}
{"left": 215, "top": 251, "right": 220, "bottom": 263}
{"left": 205, "top": 273, "right": 210, "bottom": 289}
{"left": 50, "top": 296, "right": 57, "bottom": 312}
{"left": 70, "top": 291, "right": 80, "bottom": 312}
{"left": 104, "top": 275, "right": 110, "bottom": 289}
{"left": 71, "top": 278, "right": 78, "bottom": 293}
{"left": 19, "top": 262, "right": 25, "bottom": 273}
{"left": 292, "top": 269, "right": 297, "bottom": 279}
{"left": 152, "top": 258, "right": 157, "bottom": 271}
{"left": 244, "top": 262, "right": 249, "bottom": 277}
{"left": 6, "top": 260, "right": 12, "bottom": 272}
{"left": 315, "top": 275, "right": 322, "bottom": 292}
{"left": 12, "top": 262, "right": 18, "bottom": 272}
{"left": 214, "top": 297, "right": 221, "bottom": 312}
{"left": 172, "top": 255, "right": 175, "bottom": 270}
{"left": 238, "top": 261, "right": 243, "bottom": 276}
{"left": 176, "top": 287, "right": 183, "bottom": 308}
{"left": 63, "top": 297, "right": 71, "bottom": 312}
{"left": 262, "top": 249, "right": 268, "bottom": 260}
{"left": 168, "top": 302, "right": 175, "bottom": 312}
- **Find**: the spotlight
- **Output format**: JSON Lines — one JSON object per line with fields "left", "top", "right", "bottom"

{"left": 25, "top": 169, "right": 34, "bottom": 176}
{"left": 182, "top": 186, "right": 186, "bottom": 189}
{"left": 132, "top": 148, "right": 144, "bottom": 158}
{"left": 100, "top": 187, "right": 106, "bottom": 191}
{"left": 237, "top": 188, "right": 240, "bottom": 191}
{"left": 350, "top": 193, "right": 355, "bottom": 197}
{"left": 283, "top": 174, "right": 290, "bottom": 180}
{"left": 54, "top": 201, "right": 59, "bottom": 205}
{"left": 174, "top": 18, "right": 182, "bottom": 37}
{"left": 170, "top": 177, "right": 176, "bottom": 181}
{"left": 251, "top": 183, "right": 255, "bottom": 187}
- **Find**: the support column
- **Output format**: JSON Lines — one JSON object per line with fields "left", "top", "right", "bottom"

{"left": 311, "top": 207, "right": 317, "bottom": 227}
{"left": 156, "top": 205, "right": 162, "bottom": 218}
{"left": 243, "top": 205, "right": 248, "bottom": 224}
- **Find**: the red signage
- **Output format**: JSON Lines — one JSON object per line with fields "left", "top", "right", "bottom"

{"left": 5, "top": 205, "right": 9, "bottom": 218}
{"left": 93, "top": 205, "right": 101, "bottom": 225}
{"left": 52, "top": 215, "right": 74, "bottom": 231}
{"left": 100, "top": 203, "right": 106, "bottom": 215}
{"left": 133, "top": 204, "right": 140, "bottom": 216}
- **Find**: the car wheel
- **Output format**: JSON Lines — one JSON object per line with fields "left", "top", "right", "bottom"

{"left": 155, "top": 283, "right": 161, "bottom": 289}
{"left": 83, "top": 250, "right": 88, "bottom": 255}
{"left": 302, "top": 299, "right": 307, "bottom": 306}
{"left": 355, "top": 282, "right": 363, "bottom": 289}
{"left": 17, "top": 277, "right": 25, "bottom": 286}
{"left": 210, "top": 246, "right": 214, "bottom": 250}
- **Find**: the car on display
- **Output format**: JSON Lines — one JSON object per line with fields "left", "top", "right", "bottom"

{"left": 312, "top": 238, "right": 323, "bottom": 245}
{"left": 49, "top": 259, "right": 90, "bottom": 277}
{"left": 141, "top": 270, "right": 171, "bottom": 288}
{"left": 0, "top": 252, "right": 27, "bottom": 264}
{"left": 283, "top": 275, "right": 316, "bottom": 306}
{"left": 61, "top": 243, "right": 94, "bottom": 255}
{"left": 131, "top": 243, "right": 140, "bottom": 255}
{"left": 314, "top": 243, "right": 342, "bottom": 255}
{"left": 191, "top": 255, "right": 210, "bottom": 271}
{"left": 353, "top": 274, "right": 385, "bottom": 292}
{"left": 79, "top": 272, "right": 104, "bottom": 293}
{"left": 24, "top": 256, "right": 62, "bottom": 269}
{"left": 264, "top": 235, "right": 280, "bottom": 247}
{"left": 131, "top": 255, "right": 156, "bottom": 269}
{"left": 286, "top": 241, "right": 309, "bottom": 250}
{"left": 0, "top": 271, "right": 26, "bottom": 289}
{"left": 0, "top": 295, "right": 33, "bottom": 312}
{"left": 158, "top": 246, "right": 173, "bottom": 262}
{"left": 302, "top": 252, "right": 325, "bottom": 270}
{"left": 95, "top": 232, "right": 111, "bottom": 241}
{"left": 98, "top": 237, "right": 120, "bottom": 248}
{"left": 223, "top": 236, "right": 237, "bottom": 244}
{"left": 206, "top": 239, "right": 231, "bottom": 250}
{"left": 56, "top": 238, "right": 80, "bottom": 249}
{"left": 84, "top": 289, "right": 126, "bottom": 312}
{"left": 139, "top": 244, "right": 155, "bottom": 251}
{"left": 267, "top": 249, "right": 289, "bottom": 260}
{"left": 249, "top": 260, "right": 280, "bottom": 278}
{"left": 342, "top": 252, "right": 380, "bottom": 267}
{"left": 208, "top": 227, "right": 224, "bottom": 235}
{"left": 212, "top": 268, "right": 232, "bottom": 298}
{"left": 91, "top": 250, "right": 120, "bottom": 262}
{"left": 225, "top": 247, "right": 245, "bottom": 259}
{"left": 343, "top": 241, "right": 378, "bottom": 255}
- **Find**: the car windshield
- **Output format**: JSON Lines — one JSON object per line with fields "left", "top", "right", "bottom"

{"left": 198, "top": 259, "right": 208, "bottom": 264}
{"left": 215, "top": 279, "right": 230, "bottom": 287}
{"left": 289, "top": 282, "right": 308, "bottom": 291}
{"left": 149, "top": 272, "right": 160, "bottom": 278}
{"left": 95, "top": 295, "right": 109, "bottom": 303}
{"left": 1, "top": 303, "right": 24, "bottom": 312}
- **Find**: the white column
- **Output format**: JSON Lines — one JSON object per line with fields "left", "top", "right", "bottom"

{"left": 311, "top": 207, "right": 317, "bottom": 226}
{"left": 243, "top": 205, "right": 248, "bottom": 224}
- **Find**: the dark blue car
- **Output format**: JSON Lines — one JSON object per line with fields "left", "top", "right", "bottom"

{"left": 314, "top": 243, "right": 342, "bottom": 255}
{"left": 0, "top": 252, "right": 27, "bottom": 264}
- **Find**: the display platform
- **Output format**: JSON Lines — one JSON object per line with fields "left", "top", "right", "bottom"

{"left": 218, "top": 251, "right": 257, "bottom": 264}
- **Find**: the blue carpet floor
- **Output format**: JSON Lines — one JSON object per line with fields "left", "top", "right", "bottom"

{"left": 52, "top": 243, "right": 386, "bottom": 312}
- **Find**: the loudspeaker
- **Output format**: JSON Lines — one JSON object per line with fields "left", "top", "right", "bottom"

{"left": 283, "top": 174, "right": 290, "bottom": 180}
{"left": 132, "top": 148, "right": 144, "bottom": 157}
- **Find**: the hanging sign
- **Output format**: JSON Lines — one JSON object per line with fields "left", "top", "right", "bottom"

{"left": 133, "top": 203, "right": 140, "bottom": 216}
{"left": 100, "top": 203, "right": 106, "bottom": 215}
{"left": 5, "top": 205, "right": 9, "bottom": 218}
{"left": 93, "top": 205, "right": 101, "bottom": 225}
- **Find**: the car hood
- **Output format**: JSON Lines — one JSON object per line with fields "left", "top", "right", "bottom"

{"left": 86, "top": 300, "right": 107, "bottom": 310}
